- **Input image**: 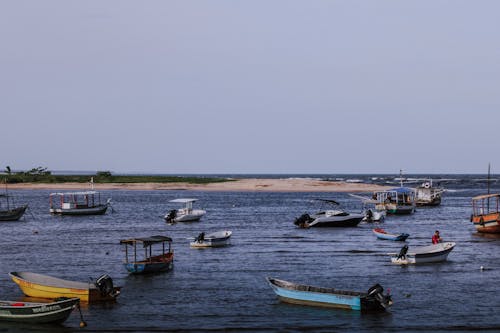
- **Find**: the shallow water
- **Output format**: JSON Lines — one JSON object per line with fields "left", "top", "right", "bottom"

{"left": 1, "top": 182, "right": 500, "bottom": 332}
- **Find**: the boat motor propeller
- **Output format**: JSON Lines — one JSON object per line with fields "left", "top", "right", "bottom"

{"left": 106, "top": 198, "right": 116, "bottom": 214}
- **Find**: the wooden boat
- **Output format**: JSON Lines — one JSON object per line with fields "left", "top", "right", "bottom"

{"left": 9, "top": 272, "right": 120, "bottom": 302}
{"left": 415, "top": 180, "right": 444, "bottom": 206}
{"left": 373, "top": 228, "right": 409, "bottom": 241}
{"left": 471, "top": 194, "right": 500, "bottom": 233}
{"left": 190, "top": 230, "right": 232, "bottom": 248}
{"left": 120, "top": 235, "right": 174, "bottom": 274}
{"left": 0, "top": 181, "right": 28, "bottom": 221}
{"left": 294, "top": 199, "right": 364, "bottom": 228}
{"left": 389, "top": 242, "right": 456, "bottom": 264}
{"left": 374, "top": 187, "right": 416, "bottom": 215}
{"left": 0, "top": 297, "right": 80, "bottom": 324}
{"left": 49, "top": 191, "right": 110, "bottom": 215}
{"left": 266, "top": 277, "right": 392, "bottom": 312}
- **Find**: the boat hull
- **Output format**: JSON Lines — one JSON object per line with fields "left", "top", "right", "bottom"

{"left": 267, "top": 278, "right": 391, "bottom": 312}
{"left": 0, "top": 297, "right": 79, "bottom": 324}
{"left": 9, "top": 272, "right": 120, "bottom": 302}
{"left": 471, "top": 213, "right": 500, "bottom": 233}
{"left": 0, "top": 205, "right": 28, "bottom": 221}
{"left": 124, "top": 252, "right": 174, "bottom": 274}
{"left": 373, "top": 229, "right": 409, "bottom": 241}
{"left": 309, "top": 214, "right": 364, "bottom": 227}
{"left": 50, "top": 204, "right": 108, "bottom": 216}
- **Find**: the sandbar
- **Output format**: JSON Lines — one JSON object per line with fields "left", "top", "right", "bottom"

{"left": 7, "top": 178, "right": 390, "bottom": 193}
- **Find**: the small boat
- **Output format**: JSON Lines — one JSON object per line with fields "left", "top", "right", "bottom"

{"left": 373, "top": 228, "right": 409, "bottom": 241}
{"left": 164, "top": 198, "right": 206, "bottom": 223}
{"left": 266, "top": 277, "right": 392, "bottom": 312}
{"left": 348, "top": 194, "right": 385, "bottom": 222}
{"left": 189, "top": 230, "right": 232, "bottom": 248}
{"left": 294, "top": 199, "right": 364, "bottom": 228}
{"left": 0, "top": 182, "right": 28, "bottom": 221}
{"left": 49, "top": 191, "right": 110, "bottom": 215}
{"left": 120, "top": 235, "right": 174, "bottom": 274}
{"left": 9, "top": 272, "right": 120, "bottom": 302}
{"left": 0, "top": 297, "right": 80, "bottom": 324}
{"left": 415, "top": 179, "right": 444, "bottom": 206}
{"left": 471, "top": 194, "right": 500, "bottom": 233}
{"left": 374, "top": 187, "right": 416, "bottom": 215}
{"left": 389, "top": 242, "right": 456, "bottom": 264}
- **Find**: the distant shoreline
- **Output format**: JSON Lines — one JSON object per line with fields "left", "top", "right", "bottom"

{"left": 6, "top": 178, "right": 390, "bottom": 192}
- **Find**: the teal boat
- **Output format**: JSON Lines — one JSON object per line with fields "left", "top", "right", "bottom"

{"left": 266, "top": 277, "right": 392, "bottom": 312}
{"left": 120, "top": 236, "right": 174, "bottom": 274}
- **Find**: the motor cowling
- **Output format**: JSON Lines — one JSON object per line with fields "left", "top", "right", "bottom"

{"left": 294, "top": 213, "right": 312, "bottom": 227}
{"left": 166, "top": 209, "right": 177, "bottom": 223}
{"left": 95, "top": 274, "right": 115, "bottom": 297}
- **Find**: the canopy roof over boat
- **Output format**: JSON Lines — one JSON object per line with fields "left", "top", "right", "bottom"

{"left": 389, "top": 187, "right": 415, "bottom": 194}
{"left": 49, "top": 191, "right": 99, "bottom": 196}
{"left": 169, "top": 198, "right": 198, "bottom": 203}
{"left": 120, "top": 235, "right": 172, "bottom": 247}
{"left": 472, "top": 193, "right": 500, "bottom": 200}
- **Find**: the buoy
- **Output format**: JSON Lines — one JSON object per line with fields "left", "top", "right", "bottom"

{"left": 480, "top": 266, "right": 484, "bottom": 271}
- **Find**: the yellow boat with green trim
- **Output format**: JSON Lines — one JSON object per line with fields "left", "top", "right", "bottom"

{"left": 9, "top": 271, "right": 120, "bottom": 302}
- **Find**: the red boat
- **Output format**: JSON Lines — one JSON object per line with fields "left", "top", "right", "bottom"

{"left": 471, "top": 194, "right": 500, "bottom": 233}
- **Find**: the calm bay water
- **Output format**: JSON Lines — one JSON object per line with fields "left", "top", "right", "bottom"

{"left": 1, "top": 176, "right": 500, "bottom": 332}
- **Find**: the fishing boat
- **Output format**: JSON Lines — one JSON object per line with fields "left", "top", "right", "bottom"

{"left": 266, "top": 277, "right": 392, "bottom": 312}
{"left": 0, "top": 297, "right": 80, "bottom": 324}
{"left": 120, "top": 235, "right": 174, "bottom": 274}
{"left": 0, "top": 182, "right": 28, "bottom": 221}
{"left": 373, "top": 228, "right": 409, "bottom": 241}
{"left": 294, "top": 199, "right": 364, "bottom": 228}
{"left": 374, "top": 187, "right": 416, "bottom": 215}
{"left": 389, "top": 242, "right": 456, "bottom": 264}
{"left": 471, "top": 194, "right": 500, "bottom": 233}
{"left": 164, "top": 198, "right": 206, "bottom": 223}
{"left": 415, "top": 179, "right": 444, "bottom": 206}
{"left": 9, "top": 272, "right": 120, "bottom": 302}
{"left": 189, "top": 230, "right": 232, "bottom": 248}
{"left": 49, "top": 191, "right": 110, "bottom": 215}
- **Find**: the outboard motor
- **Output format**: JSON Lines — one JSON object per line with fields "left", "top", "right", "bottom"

{"left": 365, "top": 209, "right": 374, "bottom": 222}
{"left": 195, "top": 232, "right": 205, "bottom": 243}
{"left": 165, "top": 209, "right": 177, "bottom": 223}
{"left": 397, "top": 245, "right": 409, "bottom": 260}
{"left": 294, "top": 213, "right": 313, "bottom": 228}
{"left": 366, "top": 284, "right": 393, "bottom": 310}
{"left": 95, "top": 274, "right": 116, "bottom": 297}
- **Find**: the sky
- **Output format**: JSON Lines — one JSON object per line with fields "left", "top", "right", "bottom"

{"left": 1, "top": 1, "right": 499, "bottom": 174}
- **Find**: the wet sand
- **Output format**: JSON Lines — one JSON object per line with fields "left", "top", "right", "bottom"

{"left": 7, "top": 178, "right": 390, "bottom": 192}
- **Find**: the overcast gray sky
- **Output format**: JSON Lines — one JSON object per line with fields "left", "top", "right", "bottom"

{"left": 1, "top": 1, "right": 499, "bottom": 174}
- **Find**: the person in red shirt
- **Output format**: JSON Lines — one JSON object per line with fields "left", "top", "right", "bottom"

{"left": 432, "top": 230, "right": 442, "bottom": 244}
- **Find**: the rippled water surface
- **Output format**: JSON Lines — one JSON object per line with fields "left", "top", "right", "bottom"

{"left": 1, "top": 180, "right": 500, "bottom": 332}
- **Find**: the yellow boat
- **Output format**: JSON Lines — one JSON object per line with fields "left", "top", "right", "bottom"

{"left": 9, "top": 271, "right": 120, "bottom": 303}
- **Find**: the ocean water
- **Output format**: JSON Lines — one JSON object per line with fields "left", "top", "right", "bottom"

{"left": 1, "top": 175, "right": 499, "bottom": 332}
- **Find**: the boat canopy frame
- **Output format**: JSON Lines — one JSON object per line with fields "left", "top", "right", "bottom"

{"left": 472, "top": 194, "right": 500, "bottom": 216}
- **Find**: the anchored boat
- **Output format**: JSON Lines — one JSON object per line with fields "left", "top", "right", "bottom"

{"left": 294, "top": 199, "right": 364, "bottom": 228}
{"left": 120, "top": 235, "right": 174, "bottom": 274}
{"left": 9, "top": 272, "right": 120, "bottom": 302}
{"left": 415, "top": 180, "right": 444, "bottom": 206}
{"left": 373, "top": 228, "right": 409, "bottom": 241}
{"left": 49, "top": 191, "right": 110, "bottom": 215}
{"left": 164, "top": 198, "right": 206, "bottom": 223}
{"left": 0, "top": 297, "right": 80, "bottom": 324}
{"left": 389, "top": 242, "right": 456, "bottom": 264}
{"left": 189, "top": 230, "right": 232, "bottom": 248}
{"left": 266, "top": 277, "right": 392, "bottom": 312}
{"left": 0, "top": 182, "right": 28, "bottom": 221}
{"left": 471, "top": 194, "right": 500, "bottom": 233}
{"left": 374, "top": 187, "right": 416, "bottom": 215}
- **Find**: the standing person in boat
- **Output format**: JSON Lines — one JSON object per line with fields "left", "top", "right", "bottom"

{"left": 432, "top": 230, "right": 442, "bottom": 244}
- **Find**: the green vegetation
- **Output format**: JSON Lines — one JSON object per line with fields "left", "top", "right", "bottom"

{"left": 2, "top": 167, "right": 232, "bottom": 184}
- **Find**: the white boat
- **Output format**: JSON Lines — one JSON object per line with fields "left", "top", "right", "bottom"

{"left": 49, "top": 191, "right": 110, "bottom": 215}
{"left": 389, "top": 242, "right": 456, "bottom": 264}
{"left": 190, "top": 230, "right": 232, "bottom": 248}
{"left": 415, "top": 179, "right": 445, "bottom": 206}
{"left": 294, "top": 199, "right": 364, "bottom": 228}
{"left": 347, "top": 194, "right": 385, "bottom": 222}
{"left": 164, "top": 198, "right": 206, "bottom": 223}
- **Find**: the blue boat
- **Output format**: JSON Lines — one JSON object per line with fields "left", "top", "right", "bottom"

{"left": 266, "top": 277, "right": 392, "bottom": 312}
{"left": 120, "top": 236, "right": 174, "bottom": 274}
{"left": 373, "top": 228, "right": 409, "bottom": 241}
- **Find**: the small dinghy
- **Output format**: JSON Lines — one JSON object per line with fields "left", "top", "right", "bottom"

{"left": 190, "top": 230, "right": 232, "bottom": 248}
{"left": 266, "top": 277, "right": 392, "bottom": 312}
{"left": 389, "top": 242, "right": 456, "bottom": 264}
{"left": 373, "top": 228, "right": 409, "bottom": 241}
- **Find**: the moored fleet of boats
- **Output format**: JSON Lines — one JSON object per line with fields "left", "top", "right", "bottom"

{"left": 1, "top": 172, "right": 499, "bottom": 325}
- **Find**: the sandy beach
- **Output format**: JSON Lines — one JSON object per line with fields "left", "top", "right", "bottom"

{"left": 7, "top": 178, "right": 390, "bottom": 192}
